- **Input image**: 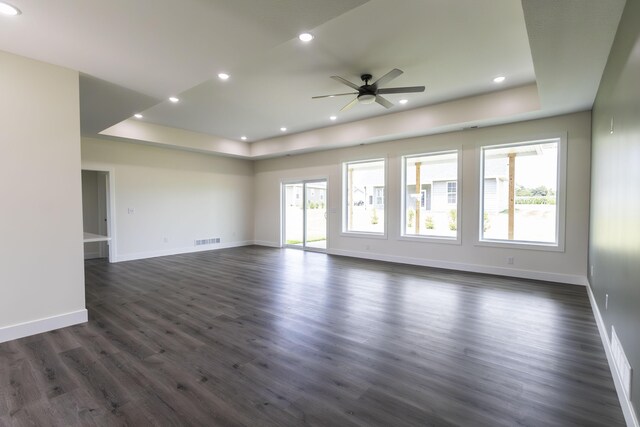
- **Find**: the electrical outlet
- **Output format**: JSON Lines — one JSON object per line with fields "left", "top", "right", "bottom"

{"left": 128, "top": 208, "right": 135, "bottom": 214}
{"left": 163, "top": 237, "right": 168, "bottom": 243}
{"left": 507, "top": 257, "right": 514, "bottom": 265}
{"left": 365, "top": 244, "right": 370, "bottom": 250}
{"left": 605, "top": 294, "right": 609, "bottom": 310}
{"left": 590, "top": 265, "right": 594, "bottom": 277}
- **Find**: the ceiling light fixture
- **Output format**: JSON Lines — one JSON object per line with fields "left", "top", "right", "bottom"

{"left": 329, "top": 116, "right": 337, "bottom": 121}
{"left": 493, "top": 76, "right": 506, "bottom": 83}
{"left": 134, "top": 113, "right": 143, "bottom": 119}
{"left": 358, "top": 93, "right": 376, "bottom": 105}
{"left": 169, "top": 97, "right": 179, "bottom": 103}
{"left": 218, "top": 73, "right": 230, "bottom": 80}
{"left": 280, "top": 127, "right": 287, "bottom": 132}
{"left": 298, "top": 33, "right": 314, "bottom": 42}
{"left": 0, "top": 2, "right": 20, "bottom": 15}
{"left": 399, "top": 99, "right": 408, "bottom": 105}
{"left": 241, "top": 136, "right": 248, "bottom": 141}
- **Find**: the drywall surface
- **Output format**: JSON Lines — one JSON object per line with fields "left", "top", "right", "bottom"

{"left": 254, "top": 112, "right": 591, "bottom": 284}
{"left": 0, "top": 50, "right": 85, "bottom": 333}
{"left": 81, "top": 137, "right": 254, "bottom": 261}
{"left": 590, "top": 0, "right": 640, "bottom": 418}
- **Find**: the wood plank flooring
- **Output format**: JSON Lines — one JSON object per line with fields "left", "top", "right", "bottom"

{"left": 0, "top": 246, "right": 625, "bottom": 426}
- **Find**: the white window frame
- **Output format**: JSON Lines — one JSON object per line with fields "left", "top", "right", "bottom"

{"left": 477, "top": 135, "right": 567, "bottom": 252}
{"left": 341, "top": 158, "right": 387, "bottom": 238}
{"left": 399, "top": 149, "right": 461, "bottom": 244}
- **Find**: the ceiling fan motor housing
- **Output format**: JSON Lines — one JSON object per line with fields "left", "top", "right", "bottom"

{"left": 358, "top": 74, "right": 377, "bottom": 103}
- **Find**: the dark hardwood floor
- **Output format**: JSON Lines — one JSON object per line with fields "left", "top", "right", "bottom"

{"left": 0, "top": 246, "right": 625, "bottom": 426}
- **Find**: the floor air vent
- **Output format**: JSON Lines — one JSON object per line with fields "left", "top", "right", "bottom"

{"left": 195, "top": 238, "right": 220, "bottom": 246}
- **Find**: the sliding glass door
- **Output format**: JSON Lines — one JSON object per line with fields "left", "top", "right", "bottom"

{"left": 283, "top": 180, "right": 327, "bottom": 251}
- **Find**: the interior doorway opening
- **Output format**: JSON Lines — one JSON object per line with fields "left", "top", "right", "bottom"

{"left": 283, "top": 180, "right": 327, "bottom": 251}
{"left": 81, "top": 169, "right": 114, "bottom": 262}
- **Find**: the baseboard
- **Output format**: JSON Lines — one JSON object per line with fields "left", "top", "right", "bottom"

{"left": 586, "top": 283, "right": 639, "bottom": 427}
{"left": 252, "top": 240, "right": 282, "bottom": 248}
{"left": 0, "top": 309, "right": 88, "bottom": 344}
{"left": 113, "top": 240, "right": 254, "bottom": 262}
{"left": 327, "top": 248, "right": 587, "bottom": 286}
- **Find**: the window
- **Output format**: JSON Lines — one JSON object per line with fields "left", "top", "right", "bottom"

{"left": 344, "top": 159, "right": 385, "bottom": 234}
{"left": 402, "top": 151, "right": 458, "bottom": 239}
{"left": 447, "top": 182, "right": 457, "bottom": 204}
{"left": 480, "top": 138, "right": 561, "bottom": 246}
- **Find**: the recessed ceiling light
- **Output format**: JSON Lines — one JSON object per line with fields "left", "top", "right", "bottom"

{"left": 169, "top": 97, "right": 179, "bottom": 103}
{"left": 280, "top": 127, "right": 287, "bottom": 132}
{"left": 493, "top": 76, "right": 506, "bottom": 83}
{"left": 329, "top": 116, "right": 337, "bottom": 121}
{"left": 399, "top": 99, "right": 408, "bottom": 105}
{"left": 0, "top": 2, "right": 21, "bottom": 15}
{"left": 218, "top": 73, "right": 230, "bottom": 80}
{"left": 298, "top": 33, "right": 314, "bottom": 42}
{"left": 241, "top": 136, "right": 248, "bottom": 141}
{"left": 134, "top": 113, "right": 143, "bottom": 119}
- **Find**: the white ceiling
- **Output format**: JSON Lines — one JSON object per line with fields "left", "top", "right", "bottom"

{"left": 0, "top": 0, "right": 626, "bottom": 157}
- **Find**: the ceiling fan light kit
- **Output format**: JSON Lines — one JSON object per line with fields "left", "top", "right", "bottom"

{"left": 313, "top": 68, "right": 425, "bottom": 111}
{"left": 358, "top": 93, "right": 376, "bottom": 104}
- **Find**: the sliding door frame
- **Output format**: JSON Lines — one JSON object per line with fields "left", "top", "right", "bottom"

{"left": 281, "top": 177, "right": 328, "bottom": 252}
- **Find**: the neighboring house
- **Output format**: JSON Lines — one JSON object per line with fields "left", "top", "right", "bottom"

{"left": 351, "top": 187, "right": 366, "bottom": 206}
{"left": 405, "top": 161, "right": 458, "bottom": 214}
{"left": 483, "top": 158, "right": 510, "bottom": 214}
{"left": 306, "top": 184, "right": 326, "bottom": 206}
{"left": 350, "top": 166, "right": 385, "bottom": 210}
{"left": 403, "top": 146, "right": 544, "bottom": 215}
{"left": 285, "top": 183, "right": 326, "bottom": 208}
{"left": 285, "top": 185, "right": 303, "bottom": 208}
{"left": 482, "top": 144, "right": 543, "bottom": 213}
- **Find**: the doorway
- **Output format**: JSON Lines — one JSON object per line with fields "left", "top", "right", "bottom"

{"left": 283, "top": 180, "right": 327, "bottom": 251}
{"left": 81, "top": 169, "right": 114, "bottom": 261}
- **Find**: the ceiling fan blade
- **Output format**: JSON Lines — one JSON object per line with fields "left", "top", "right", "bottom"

{"left": 377, "top": 86, "right": 425, "bottom": 94}
{"left": 331, "top": 76, "right": 361, "bottom": 90}
{"left": 373, "top": 68, "right": 403, "bottom": 87}
{"left": 312, "top": 92, "right": 358, "bottom": 99}
{"left": 341, "top": 97, "right": 359, "bottom": 111}
{"left": 375, "top": 95, "right": 393, "bottom": 109}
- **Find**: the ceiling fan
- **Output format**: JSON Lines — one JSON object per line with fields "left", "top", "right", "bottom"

{"left": 312, "top": 68, "right": 425, "bottom": 111}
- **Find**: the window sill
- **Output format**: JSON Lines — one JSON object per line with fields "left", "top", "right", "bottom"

{"left": 340, "top": 231, "right": 387, "bottom": 240}
{"left": 398, "top": 235, "right": 461, "bottom": 245}
{"left": 476, "top": 239, "right": 564, "bottom": 252}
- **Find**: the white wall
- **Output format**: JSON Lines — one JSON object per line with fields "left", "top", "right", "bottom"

{"left": 0, "top": 50, "right": 86, "bottom": 342}
{"left": 254, "top": 111, "right": 592, "bottom": 285}
{"left": 81, "top": 137, "right": 255, "bottom": 261}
